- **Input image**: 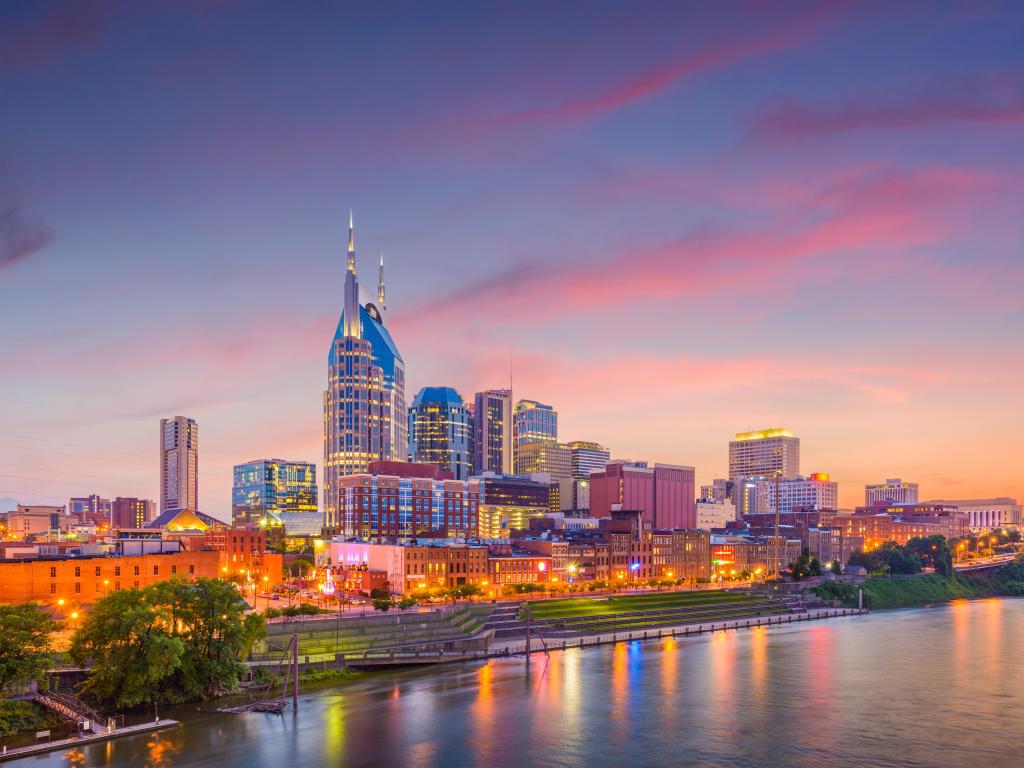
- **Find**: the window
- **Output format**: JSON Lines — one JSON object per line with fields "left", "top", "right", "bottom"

{"left": 74, "top": 566, "right": 81, "bottom": 577}
{"left": 134, "top": 565, "right": 140, "bottom": 576}
{"left": 115, "top": 582, "right": 120, "bottom": 591}
{"left": 75, "top": 583, "right": 81, "bottom": 593}
{"left": 50, "top": 566, "right": 56, "bottom": 578}
{"left": 189, "top": 564, "right": 195, "bottom": 575}
{"left": 171, "top": 565, "right": 177, "bottom": 574}
{"left": 153, "top": 565, "right": 159, "bottom": 575}
{"left": 49, "top": 583, "right": 56, "bottom": 594}
{"left": 115, "top": 566, "right": 121, "bottom": 577}
{"left": 95, "top": 566, "right": 101, "bottom": 577}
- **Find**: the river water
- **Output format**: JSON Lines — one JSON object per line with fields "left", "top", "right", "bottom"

{"left": 13, "top": 598, "right": 1023, "bottom": 768}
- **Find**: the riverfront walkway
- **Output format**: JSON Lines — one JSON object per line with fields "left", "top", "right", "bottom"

{"left": 0, "top": 720, "right": 178, "bottom": 763}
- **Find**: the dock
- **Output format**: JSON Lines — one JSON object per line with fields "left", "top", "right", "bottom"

{"left": 0, "top": 719, "right": 179, "bottom": 763}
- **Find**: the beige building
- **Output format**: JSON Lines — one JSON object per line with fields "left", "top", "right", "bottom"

{"left": 160, "top": 416, "right": 198, "bottom": 514}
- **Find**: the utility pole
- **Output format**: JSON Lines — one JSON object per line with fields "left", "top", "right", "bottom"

{"left": 774, "top": 471, "right": 781, "bottom": 580}
{"left": 291, "top": 634, "right": 299, "bottom": 711}
{"left": 523, "top": 602, "right": 530, "bottom": 664}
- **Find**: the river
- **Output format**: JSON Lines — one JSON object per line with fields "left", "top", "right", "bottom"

{"left": 12, "top": 598, "right": 1023, "bottom": 768}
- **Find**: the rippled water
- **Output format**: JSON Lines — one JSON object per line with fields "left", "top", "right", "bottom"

{"left": 14, "top": 598, "right": 1023, "bottom": 768}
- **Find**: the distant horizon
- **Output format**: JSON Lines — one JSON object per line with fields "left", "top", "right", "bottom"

{"left": 3, "top": 1, "right": 1022, "bottom": 519}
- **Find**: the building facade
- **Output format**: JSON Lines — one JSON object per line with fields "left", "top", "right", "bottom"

{"left": 512, "top": 400, "right": 557, "bottom": 448}
{"left": 323, "top": 540, "right": 489, "bottom": 594}
{"left": 695, "top": 499, "right": 737, "bottom": 531}
{"left": 472, "top": 389, "right": 513, "bottom": 474}
{"left": 728, "top": 428, "right": 800, "bottom": 513}
{"left": 476, "top": 474, "right": 551, "bottom": 540}
{"left": 324, "top": 213, "right": 408, "bottom": 528}
{"left": 515, "top": 440, "right": 572, "bottom": 480}
{"left": 588, "top": 461, "right": 696, "bottom": 530}
{"left": 651, "top": 529, "right": 711, "bottom": 581}
{"left": 753, "top": 473, "right": 839, "bottom": 515}
{"left": 924, "top": 497, "right": 1021, "bottom": 531}
{"left": 231, "top": 459, "right": 318, "bottom": 527}
{"left": 865, "top": 478, "right": 920, "bottom": 506}
{"left": 111, "top": 497, "right": 156, "bottom": 530}
{"left": 160, "top": 415, "right": 198, "bottom": 514}
{"left": 323, "top": 470, "right": 478, "bottom": 541}
{"left": 408, "top": 386, "right": 473, "bottom": 480}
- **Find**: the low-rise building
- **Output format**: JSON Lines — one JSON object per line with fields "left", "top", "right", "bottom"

{"left": 322, "top": 540, "right": 489, "bottom": 594}
{"left": 695, "top": 499, "right": 737, "bottom": 531}
{"left": 651, "top": 529, "right": 711, "bottom": 581}
{"left": 710, "top": 534, "right": 802, "bottom": 578}
{"left": 925, "top": 497, "right": 1021, "bottom": 531}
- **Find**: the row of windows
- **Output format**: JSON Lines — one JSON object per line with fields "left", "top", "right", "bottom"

{"left": 49, "top": 563, "right": 196, "bottom": 578}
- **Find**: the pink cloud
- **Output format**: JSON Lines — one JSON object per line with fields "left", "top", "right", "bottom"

{"left": 749, "top": 80, "right": 1024, "bottom": 139}
{"left": 493, "top": 4, "right": 849, "bottom": 126}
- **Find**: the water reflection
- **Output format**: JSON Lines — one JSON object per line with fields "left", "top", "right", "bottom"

{"left": 15, "top": 599, "right": 1024, "bottom": 768}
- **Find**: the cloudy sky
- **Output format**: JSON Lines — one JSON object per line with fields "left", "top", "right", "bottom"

{"left": 2, "top": 0, "right": 1022, "bottom": 519}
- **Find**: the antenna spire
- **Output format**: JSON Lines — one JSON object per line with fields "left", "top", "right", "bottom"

{"left": 377, "top": 251, "right": 386, "bottom": 310}
{"left": 347, "top": 210, "right": 355, "bottom": 272}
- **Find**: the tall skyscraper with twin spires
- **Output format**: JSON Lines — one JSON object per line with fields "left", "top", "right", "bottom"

{"left": 323, "top": 212, "right": 407, "bottom": 533}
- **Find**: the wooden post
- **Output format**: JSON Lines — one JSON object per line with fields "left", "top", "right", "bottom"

{"left": 291, "top": 634, "right": 299, "bottom": 711}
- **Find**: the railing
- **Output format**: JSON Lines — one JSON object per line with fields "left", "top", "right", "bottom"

{"left": 34, "top": 692, "right": 105, "bottom": 729}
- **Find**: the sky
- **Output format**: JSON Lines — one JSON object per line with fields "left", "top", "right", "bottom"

{"left": 1, "top": 0, "right": 1022, "bottom": 521}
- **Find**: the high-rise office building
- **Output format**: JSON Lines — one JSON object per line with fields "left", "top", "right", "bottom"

{"left": 111, "top": 497, "right": 156, "bottom": 529}
{"left": 728, "top": 428, "right": 800, "bottom": 514}
{"left": 513, "top": 400, "right": 557, "bottom": 448}
{"left": 515, "top": 440, "right": 572, "bottom": 479}
{"left": 324, "top": 213, "right": 408, "bottom": 527}
{"left": 232, "top": 459, "right": 318, "bottom": 527}
{"left": 473, "top": 389, "right": 513, "bottom": 475}
{"left": 865, "top": 478, "right": 919, "bottom": 506}
{"left": 408, "top": 387, "right": 473, "bottom": 480}
{"left": 568, "top": 440, "right": 610, "bottom": 478}
{"left": 160, "top": 416, "right": 198, "bottom": 514}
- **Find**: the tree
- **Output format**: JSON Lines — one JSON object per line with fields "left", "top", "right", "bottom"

{"left": 0, "top": 604, "right": 55, "bottom": 694}
{"left": 70, "top": 579, "right": 264, "bottom": 708}
{"left": 288, "top": 558, "right": 313, "bottom": 578}
{"left": 789, "top": 552, "right": 812, "bottom": 581}
{"left": 830, "top": 560, "right": 841, "bottom": 575}
{"left": 809, "top": 557, "right": 822, "bottom": 577}
{"left": 70, "top": 588, "right": 185, "bottom": 709}
{"left": 452, "top": 583, "right": 484, "bottom": 600}
{"left": 372, "top": 597, "right": 392, "bottom": 612}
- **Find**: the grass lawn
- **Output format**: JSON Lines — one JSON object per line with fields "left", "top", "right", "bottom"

{"left": 523, "top": 590, "right": 758, "bottom": 620}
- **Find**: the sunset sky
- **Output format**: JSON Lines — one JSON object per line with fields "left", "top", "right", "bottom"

{"left": 2, "top": 1, "right": 1022, "bottom": 520}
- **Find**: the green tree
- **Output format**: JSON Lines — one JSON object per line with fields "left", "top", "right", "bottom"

{"left": 789, "top": 552, "right": 812, "bottom": 581}
{"left": 809, "top": 557, "right": 822, "bottom": 577}
{"left": 70, "top": 588, "right": 185, "bottom": 709}
{"left": 830, "top": 560, "right": 842, "bottom": 575}
{"left": 0, "top": 604, "right": 55, "bottom": 694}
{"left": 288, "top": 558, "right": 313, "bottom": 578}
{"left": 372, "top": 597, "right": 392, "bottom": 612}
{"left": 452, "top": 583, "right": 484, "bottom": 600}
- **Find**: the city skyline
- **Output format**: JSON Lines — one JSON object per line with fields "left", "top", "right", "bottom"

{"left": 3, "top": 1, "right": 1023, "bottom": 518}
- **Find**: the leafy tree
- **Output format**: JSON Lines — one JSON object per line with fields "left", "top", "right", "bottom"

{"left": 70, "top": 579, "right": 264, "bottom": 708}
{"left": 288, "top": 558, "right": 313, "bottom": 578}
{"left": 452, "top": 583, "right": 484, "bottom": 600}
{"left": 70, "top": 588, "right": 185, "bottom": 709}
{"left": 0, "top": 604, "right": 55, "bottom": 694}
{"left": 830, "top": 560, "right": 841, "bottom": 575}
{"left": 789, "top": 552, "right": 812, "bottom": 581}
{"left": 370, "top": 588, "right": 391, "bottom": 602}
{"left": 397, "top": 596, "right": 417, "bottom": 609}
{"left": 809, "top": 557, "right": 822, "bottom": 577}
{"left": 372, "top": 597, "right": 392, "bottom": 612}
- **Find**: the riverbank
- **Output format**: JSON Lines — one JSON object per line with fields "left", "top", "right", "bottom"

{"left": 814, "top": 559, "right": 1024, "bottom": 610}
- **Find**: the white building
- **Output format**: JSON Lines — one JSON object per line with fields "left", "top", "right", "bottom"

{"left": 696, "top": 499, "right": 737, "bottom": 531}
{"left": 160, "top": 415, "right": 198, "bottom": 514}
{"left": 865, "top": 478, "right": 919, "bottom": 506}
{"left": 754, "top": 473, "right": 838, "bottom": 515}
{"left": 728, "top": 428, "right": 800, "bottom": 514}
{"left": 925, "top": 497, "right": 1021, "bottom": 531}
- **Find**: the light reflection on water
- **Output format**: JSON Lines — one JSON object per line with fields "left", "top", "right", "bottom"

{"left": 14, "top": 598, "right": 1023, "bottom": 768}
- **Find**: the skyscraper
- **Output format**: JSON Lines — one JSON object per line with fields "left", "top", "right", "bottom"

{"left": 473, "top": 389, "right": 512, "bottom": 474}
{"left": 323, "top": 213, "right": 408, "bottom": 526}
{"left": 160, "top": 416, "right": 198, "bottom": 514}
{"left": 513, "top": 399, "right": 557, "bottom": 447}
{"left": 408, "top": 387, "right": 473, "bottom": 480}
{"left": 232, "top": 459, "right": 318, "bottom": 527}
{"left": 728, "top": 428, "right": 800, "bottom": 514}
{"left": 568, "top": 440, "right": 610, "bottom": 479}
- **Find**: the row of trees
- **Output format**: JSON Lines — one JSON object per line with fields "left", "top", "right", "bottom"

{"left": 848, "top": 535, "right": 954, "bottom": 578}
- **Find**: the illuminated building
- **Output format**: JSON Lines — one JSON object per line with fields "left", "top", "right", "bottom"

{"left": 569, "top": 440, "right": 609, "bottom": 477}
{"left": 515, "top": 440, "right": 571, "bottom": 480}
{"left": 652, "top": 529, "right": 711, "bottom": 581}
{"left": 324, "top": 213, "right": 408, "bottom": 528}
{"left": 728, "top": 428, "right": 800, "bottom": 514}
{"left": 923, "top": 497, "right": 1021, "bottom": 531}
{"left": 111, "top": 497, "right": 156, "bottom": 530}
{"left": 588, "top": 461, "right": 696, "bottom": 530}
{"left": 323, "top": 469, "right": 478, "bottom": 541}
{"left": 710, "top": 534, "right": 802, "bottom": 576}
{"left": 487, "top": 552, "right": 552, "bottom": 587}
{"left": 865, "top": 478, "right": 919, "bottom": 506}
{"left": 147, "top": 507, "right": 224, "bottom": 532}
{"left": 472, "top": 389, "right": 512, "bottom": 474}
{"left": 323, "top": 540, "right": 489, "bottom": 594}
{"left": 753, "top": 473, "right": 838, "bottom": 515}
{"left": 700, "top": 479, "right": 733, "bottom": 503}
{"left": 160, "top": 415, "right": 198, "bottom": 514}
{"left": 231, "top": 459, "right": 318, "bottom": 527}
{"left": 0, "top": 543, "right": 221, "bottom": 606}
{"left": 831, "top": 513, "right": 949, "bottom": 548}
{"left": 6, "top": 505, "right": 65, "bottom": 539}
{"left": 408, "top": 387, "right": 473, "bottom": 480}
{"left": 512, "top": 539, "right": 569, "bottom": 580}
{"left": 855, "top": 503, "right": 969, "bottom": 539}
{"left": 512, "top": 399, "right": 557, "bottom": 449}
{"left": 475, "top": 474, "right": 551, "bottom": 540}
{"left": 805, "top": 527, "right": 863, "bottom": 567}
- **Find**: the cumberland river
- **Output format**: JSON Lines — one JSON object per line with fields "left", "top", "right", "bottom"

{"left": 16, "top": 599, "right": 1024, "bottom": 768}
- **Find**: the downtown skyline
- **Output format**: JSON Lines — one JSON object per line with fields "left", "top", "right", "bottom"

{"left": 2, "top": 1, "right": 1023, "bottom": 518}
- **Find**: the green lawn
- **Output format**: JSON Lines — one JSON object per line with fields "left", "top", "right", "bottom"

{"left": 523, "top": 590, "right": 757, "bottom": 620}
